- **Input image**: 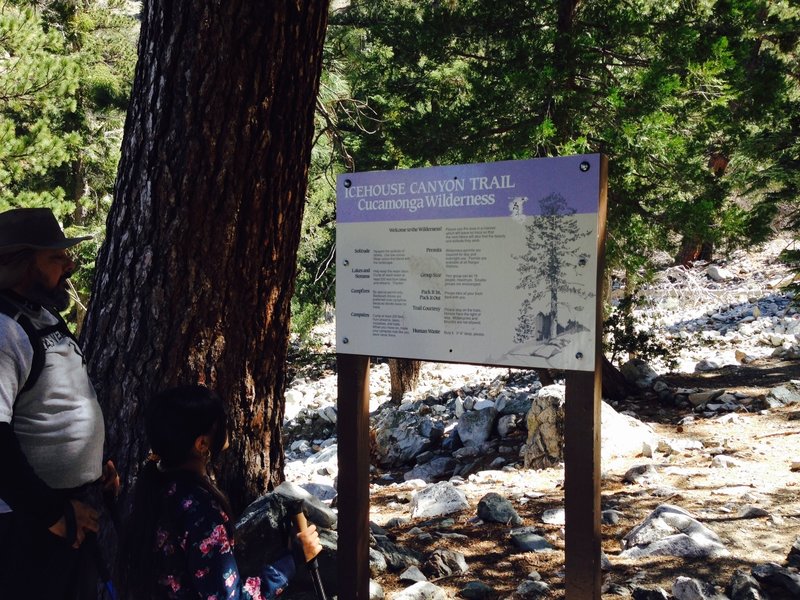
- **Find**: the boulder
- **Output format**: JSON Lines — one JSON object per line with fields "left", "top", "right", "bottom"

{"left": 765, "top": 383, "right": 800, "bottom": 408}
{"left": 404, "top": 456, "right": 458, "bottom": 482}
{"left": 523, "top": 384, "right": 565, "bottom": 469}
{"left": 523, "top": 384, "right": 657, "bottom": 468}
{"left": 372, "top": 410, "right": 433, "bottom": 467}
{"left": 601, "top": 402, "right": 658, "bottom": 460}
{"left": 620, "top": 358, "right": 659, "bottom": 388}
{"left": 751, "top": 562, "right": 800, "bottom": 597}
{"left": 393, "top": 581, "right": 450, "bottom": 600}
{"left": 411, "top": 482, "right": 470, "bottom": 518}
{"left": 373, "top": 536, "right": 423, "bottom": 572}
{"left": 457, "top": 406, "right": 498, "bottom": 446}
{"left": 620, "top": 504, "right": 729, "bottom": 559}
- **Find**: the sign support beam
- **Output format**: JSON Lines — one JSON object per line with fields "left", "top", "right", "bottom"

{"left": 564, "top": 368, "right": 602, "bottom": 599}
{"left": 564, "top": 154, "right": 607, "bottom": 599}
{"left": 336, "top": 353, "right": 371, "bottom": 600}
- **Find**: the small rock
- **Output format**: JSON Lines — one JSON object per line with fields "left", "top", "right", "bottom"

{"left": 672, "top": 575, "right": 725, "bottom": 600}
{"left": 710, "top": 455, "right": 742, "bottom": 468}
{"left": 688, "top": 389, "right": 726, "bottom": 408}
{"left": 424, "top": 548, "right": 468, "bottom": 578}
{"left": 707, "top": 265, "right": 734, "bottom": 282}
{"left": 457, "top": 407, "right": 498, "bottom": 446}
{"left": 766, "top": 383, "right": 800, "bottom": 407}
{"left": 510, "top": 527, "right": 554, "bottom": 552}
{"left": 458, "top": 580, "right": 494, "bottom": 599}
{"left": 477, "top": 492, "right": 523, "bottom": 526}
{"left": 726, "top": 568, "right": 761, "bottom": 600}
{"left": 695, "top": 359, "right": 721, "bottom": 372}
{"left": 631, "top": 586, "right": 670, "bottom": 600}
{"left": 515, "top": 579, "right": 550, "bottom": 598}
{"left": 399, "top": 566, "right": 427, "bottom": 583}
{"left": 738, "top": 506, "right": 769, "bottom": 520}
{"left": 787, "top": 537, "right": 800, "bottom": 568}
{"left": 623, "top": 464, "right": 661, "bottom": 484}
{"left": 369, "top": 579, "right": 385, "bottom": 599}
{"left": 620, "top": 504, "right": 729, "bottom": 559}
{"left": 541, "top": 508, "right": 565, "bottom": 525}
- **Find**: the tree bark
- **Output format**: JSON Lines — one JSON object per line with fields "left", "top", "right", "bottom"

{"left": 600, "top": 354, "right": 631, "bottom": 401}
{"left": 675, "top": 236, "right": 714, "bottom": 266}
{"left": 388, "top": 358, "right": 421, "bottom": 403}
{"left": 81, "top": 0, "right": 329, "bottom": 514}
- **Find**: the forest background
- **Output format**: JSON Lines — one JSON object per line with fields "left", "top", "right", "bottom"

{"left": 1, "top": 0, "right": 798, "bottom": 507}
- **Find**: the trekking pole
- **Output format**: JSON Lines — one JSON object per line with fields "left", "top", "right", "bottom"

{"left": 290, "top": 504, "right": 329, "bottom": 600}
{"left": 87, "top": 532, "right": 118, "bottom": 600}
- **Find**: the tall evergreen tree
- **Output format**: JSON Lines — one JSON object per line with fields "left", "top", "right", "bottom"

{"left": 0, "top": 4, "right": 80, "bottom": 210}
{"left": 82, "top": 0, "right": 330, "bottom": 511}
{"left": 329, "top": 0, "right": 799, "bottom": 285}
{"left": 0, "top": 0, "right": 138, "bottom": 322}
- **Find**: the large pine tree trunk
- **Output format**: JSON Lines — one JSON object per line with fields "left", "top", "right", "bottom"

{"left": 81, "top": 0, "right": 329, "bottom": 513}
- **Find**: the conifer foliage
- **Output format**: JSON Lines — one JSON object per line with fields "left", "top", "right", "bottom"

{"left": 328, "top": 0, "right": 799, "bottom": 286}
{"left": 0, "top": 0, "right": 137, "bottom": 318}
{"left": 0, "top": 4, "right": 80, "bottom": 209}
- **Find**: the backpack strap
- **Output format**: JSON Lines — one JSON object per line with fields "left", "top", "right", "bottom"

{"left": 0, "top": 293, "right": 46, "bottom": 395}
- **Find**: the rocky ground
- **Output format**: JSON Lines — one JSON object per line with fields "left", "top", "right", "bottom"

{"left": 272, "top": 236, "right": 800, "bottom": 599}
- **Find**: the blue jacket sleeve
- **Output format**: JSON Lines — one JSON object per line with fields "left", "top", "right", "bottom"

{"left": 259, "top": 553, "right": 296, "bottom": 597}
{"left": 184, "top": 499, "right": 296, "bottom": 599}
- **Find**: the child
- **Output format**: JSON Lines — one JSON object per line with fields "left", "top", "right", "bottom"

{"left": 117, "top": 385, "right": 321, "bottom": 599}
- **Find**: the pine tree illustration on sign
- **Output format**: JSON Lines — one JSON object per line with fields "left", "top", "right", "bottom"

{"left": 514, "top": 193, "right": 593, "bottom": 347}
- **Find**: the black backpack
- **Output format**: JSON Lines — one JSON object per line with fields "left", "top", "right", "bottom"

{"left": 0, "top": 292, "right": 77, "bottom": 395}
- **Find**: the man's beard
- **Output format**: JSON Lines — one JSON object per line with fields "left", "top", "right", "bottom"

{"left": 26, "top": 277, "right": 71, "bottom": 311}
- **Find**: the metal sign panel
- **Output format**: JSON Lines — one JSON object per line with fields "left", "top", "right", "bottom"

{"left": 335, "top": 154, "right": 603, "bottom": 371}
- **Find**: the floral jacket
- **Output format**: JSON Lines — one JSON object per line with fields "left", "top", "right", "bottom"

{"left": 152, "top": 476, "right": 295, "bottom": 600}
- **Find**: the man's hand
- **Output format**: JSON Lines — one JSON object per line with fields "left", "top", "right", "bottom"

{"left": 101, "top": 459, "right": 120, "bottom": 498}
{"left": 48, "top": 499, "right": 99, "bottom": 548}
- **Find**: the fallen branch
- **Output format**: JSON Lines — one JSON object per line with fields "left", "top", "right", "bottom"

{"left": 756, "top": 430, "right": 800, "bottom": 439}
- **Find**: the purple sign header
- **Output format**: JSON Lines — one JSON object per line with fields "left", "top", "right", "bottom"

{"left": 337, "top": 154, "right": 601, "bottom": 223}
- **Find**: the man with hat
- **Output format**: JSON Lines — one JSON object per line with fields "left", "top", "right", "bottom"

{"left": 0, "top": 207, "right": 118, "bottom": 599}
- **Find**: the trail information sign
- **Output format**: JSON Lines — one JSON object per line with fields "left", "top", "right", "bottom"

{"left": 336, "top": 154, "right": 604, "bottom": 371}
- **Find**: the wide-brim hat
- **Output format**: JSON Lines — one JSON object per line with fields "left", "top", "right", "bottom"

{"left": 0, "top": 208, "right": 92, "bottom": 252}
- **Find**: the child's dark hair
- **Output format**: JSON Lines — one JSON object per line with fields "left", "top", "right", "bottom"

{"left": 116, "top": 384, "right": 231, "bottom": 599}
{"left": 146, "top": 384, "right": 229, "bottom": 467}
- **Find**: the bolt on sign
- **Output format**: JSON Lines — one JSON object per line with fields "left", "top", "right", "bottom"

{"left": 336, "top": 154, "right": 605, "bottom": 371}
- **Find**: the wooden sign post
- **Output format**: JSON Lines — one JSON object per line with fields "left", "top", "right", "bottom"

{"left": 336, "top": 155, "right": 607, "bottom": 599}
{"left": 336, "top": 353, "right": 372, "bottom": 599}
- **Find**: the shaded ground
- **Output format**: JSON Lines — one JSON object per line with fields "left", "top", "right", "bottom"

{"left": 661, "top": 357, "right": 800, "bottom": 399}
{"left": 364, "top": 357, "right": 800, "bottom": 599}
